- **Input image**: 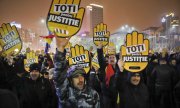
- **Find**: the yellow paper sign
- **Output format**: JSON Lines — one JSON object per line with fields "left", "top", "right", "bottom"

{"left": 93, "top": 23, "right": 110, "bottom": 47}
{"left": 92, "top": 52, "right": 100, "bottom": 69}
{"left": 47, "top": 0, "right": 85, "bottom": 37}
{"left": 69, "top": 44, "right": 90, "bottom": 73}
{"left": 24, "top": 51, "right": 38, "bottom": 72}
{"left": 0, "top": 23, "right": 22, "bottom": 56}
{"left": 108, "top": 42, "right": 116, "bottom": 55}
{"left": 121, "top": 31, "right": 149, "bottom": 72}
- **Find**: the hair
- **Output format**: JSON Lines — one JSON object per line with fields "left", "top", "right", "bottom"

{"left": 29, "top": 63, "right": 40, "bottom": 72}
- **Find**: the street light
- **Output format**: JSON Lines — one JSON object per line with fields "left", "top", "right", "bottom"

{"left": 41, "top": 19, "right": 45, "bottom": 24}
{"left": 125, "top": 25, "right": 128, "bottom": 28}
{"left": 131, "top": 27, "right": 135, "bottom": 31}
{"left": 118, "top": 25, "right": 136, "bottom": 33}
{"left": 121, "top": 26, "right": 125, "bottom": 30}
{"left": 161, "top": 17, "right": 166, "bottom": 23}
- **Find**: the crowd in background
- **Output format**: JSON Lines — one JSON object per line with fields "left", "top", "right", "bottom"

{"left": 0, "top": 44, "right": 180, "bottom": 108}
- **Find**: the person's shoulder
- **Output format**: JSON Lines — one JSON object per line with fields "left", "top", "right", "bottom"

{"left": 0, "top": 89, "right": 13, "bottom": 95}
{"left": 0, "top": 89, "right": 19, "bottom": 108}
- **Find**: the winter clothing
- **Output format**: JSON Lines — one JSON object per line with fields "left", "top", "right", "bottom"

{"left": 151, "top": 64, "right": 177, "bottom": 108}
{"left": 116, "top": 72, "right": 149, "bottom": 108}
{"left": 0, "top": 89, "right": 20, "bottom": 108}
{"left": 53, "top": 49, "right": 100, "bottom": 108}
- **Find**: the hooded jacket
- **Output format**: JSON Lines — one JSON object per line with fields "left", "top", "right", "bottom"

{"left": 116, "top": 72, "right": 149, "bottom": 108}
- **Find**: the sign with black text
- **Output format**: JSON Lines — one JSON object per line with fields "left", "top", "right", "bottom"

{"left": 121, "top": 31, "right": 149, "bottom": 72}
{"left": 93, "top": 23, "right": 110, "bottom": 47}
{"left": 0, "top": 23, "right": 22, "bottom": 56}
{"left": 47, "top": 0, "right": 85, "bottom": 37}
{"left": 24, "top": 51, "right": 38, "bottom": 72}
{"left": 69, "top": 44, "right": 90, "bottom": 73}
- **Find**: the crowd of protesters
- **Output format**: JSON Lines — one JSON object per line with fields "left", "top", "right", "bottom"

{"left": 0, "top": 37, "right": 180, "bottom": 108}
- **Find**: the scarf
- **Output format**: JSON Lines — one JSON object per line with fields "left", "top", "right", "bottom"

{"left": 105, "top": 64, "right": 115, "bottom": 87}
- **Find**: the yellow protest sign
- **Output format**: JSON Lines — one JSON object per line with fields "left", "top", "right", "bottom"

{"left": 93, "top": 23, "right": 110, "bottom": 47}
{"left": 47, "top": 0, "right": 85, "bottom": 37}
{"left": 69, "top": 44, "right": 90, "bottom": 73}
{"left": 24, "top": 51, "right": 38, "bottom": 72}
{"left": 103, "top": 46, "right": 108, "bottom": 55}
{"left": 92, "top": 52, "right": 100, "bottom": 69}
{"left": 65, "top": 42, "right": 72, "bottom": 60}
{"left": 121, "top": 31, "right": 149, "bottom": 72}
{"left": 108, "top": 42, "right": 116, "bottom": 55}
{"left": 0, "top": 23, "right": 22, "bottom": 56}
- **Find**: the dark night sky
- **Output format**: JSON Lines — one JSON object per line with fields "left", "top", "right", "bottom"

{"left": 0, "top": 0, "right": 179, "bottom": 34}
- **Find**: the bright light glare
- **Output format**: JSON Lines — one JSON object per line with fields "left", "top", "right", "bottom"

{"left": 161, "top": 17, "right": 166, "bottom": 22}
{"left": 41, "top": 19, "right": 45, "bottom": 23}
{"left": 90, "top": 4, "right": 103, "bottom": 8}
{"left": 14, "top": 49, "right": 19, "bottom": 52}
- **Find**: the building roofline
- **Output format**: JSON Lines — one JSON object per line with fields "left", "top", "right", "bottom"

{"left": 90, "top": 4, "right": 103, "bottom": 8}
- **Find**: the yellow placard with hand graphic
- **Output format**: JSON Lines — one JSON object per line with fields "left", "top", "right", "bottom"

{"left": 121, "top": 31, "right": 149, "bottom": 72}
{"left": 0, "top": 23, "right": 22, "bottom": 56}
{"left": 24, "top": 51, "right": 38, "bottom": 72}
{"left": 93, "top": 23, "right": 110, "bottom": 47}
{"left": 69, "top": 44, "right": 90, "bottom": 73}
{"left": 47, "top": 0, "right": 85, "bottom": 37}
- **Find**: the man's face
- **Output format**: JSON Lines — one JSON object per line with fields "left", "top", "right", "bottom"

{"left": 30, "top": 70, "right": 40, "bottom": 81}
{"left": 72, "top": 74, "right": 85, "bottom": 90}
{"left": 44, "top": 74, "right": 49, "bottom": 79}
{"left": 171, "top": 60, "right": 176, "bottom": 66}
{"left": 130, "top": 74, "right": 141, "bottom": 86}
{"left": 108, "top": 55, "right": 116, "bottom": 65}
{"left": 159, "top": 60, "right": 167, "bottom": 65}
{"left": 26, "top": 48, "right": 30, "bottom": 53}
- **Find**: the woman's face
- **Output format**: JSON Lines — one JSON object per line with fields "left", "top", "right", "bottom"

{"left": 130, "top": 74, "right": 141, "bottom": 86}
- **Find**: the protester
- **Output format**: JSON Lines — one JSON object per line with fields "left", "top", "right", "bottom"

{"left": 53, "top": 37, "right": 100, "bottom": 108}
{"left": 97, "top": 43, "right": 119, "bottom": 108}
{"left": 22, "top": 63, "right": 55, "bottom": 108}
{"left": 151, "top": 58, "right": 178, "bottom": 108}
{"left": 0, "top": 89, "right": 20, "bottom": 108}
{"left": 116, "top": 71, "right": 149, "bottom": 108}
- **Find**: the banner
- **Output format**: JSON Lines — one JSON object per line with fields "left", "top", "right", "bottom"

{"left": 24, "top": 51, "right": 38, "bottom": 72}
{"left": 47, "top": 0, "right": 85, "bottom": 37}
{"left": 69, "top": 44, "right": 90, "bottom": 73}
{"left": 0, "top": 23, "right": 22, "bottom": 56}
{"left": 121, "top": 31, "right": 149, "bottom": 72}
{"left": 93, "top": 23, "right": 110, "bottom": 47}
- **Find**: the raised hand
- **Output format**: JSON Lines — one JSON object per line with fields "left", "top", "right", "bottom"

{"left": 121, "top": 31, "right": 149, "bottom": 72}
{"left": 56, "top": 37, "right": 70, "bottom": 52}
{"left": 0, "top": 23, "right": 22, "bottom": 56}
{"left": 47, "top": 0, "right": 85, "bottom": 37}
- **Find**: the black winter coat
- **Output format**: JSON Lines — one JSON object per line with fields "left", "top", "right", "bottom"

{"left": 22, "top": 77, "right": 54, "bottom": 108}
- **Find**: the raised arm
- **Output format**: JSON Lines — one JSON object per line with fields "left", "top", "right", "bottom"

{"left": 53, "top": 37, "right": 70, "bottom": 101}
